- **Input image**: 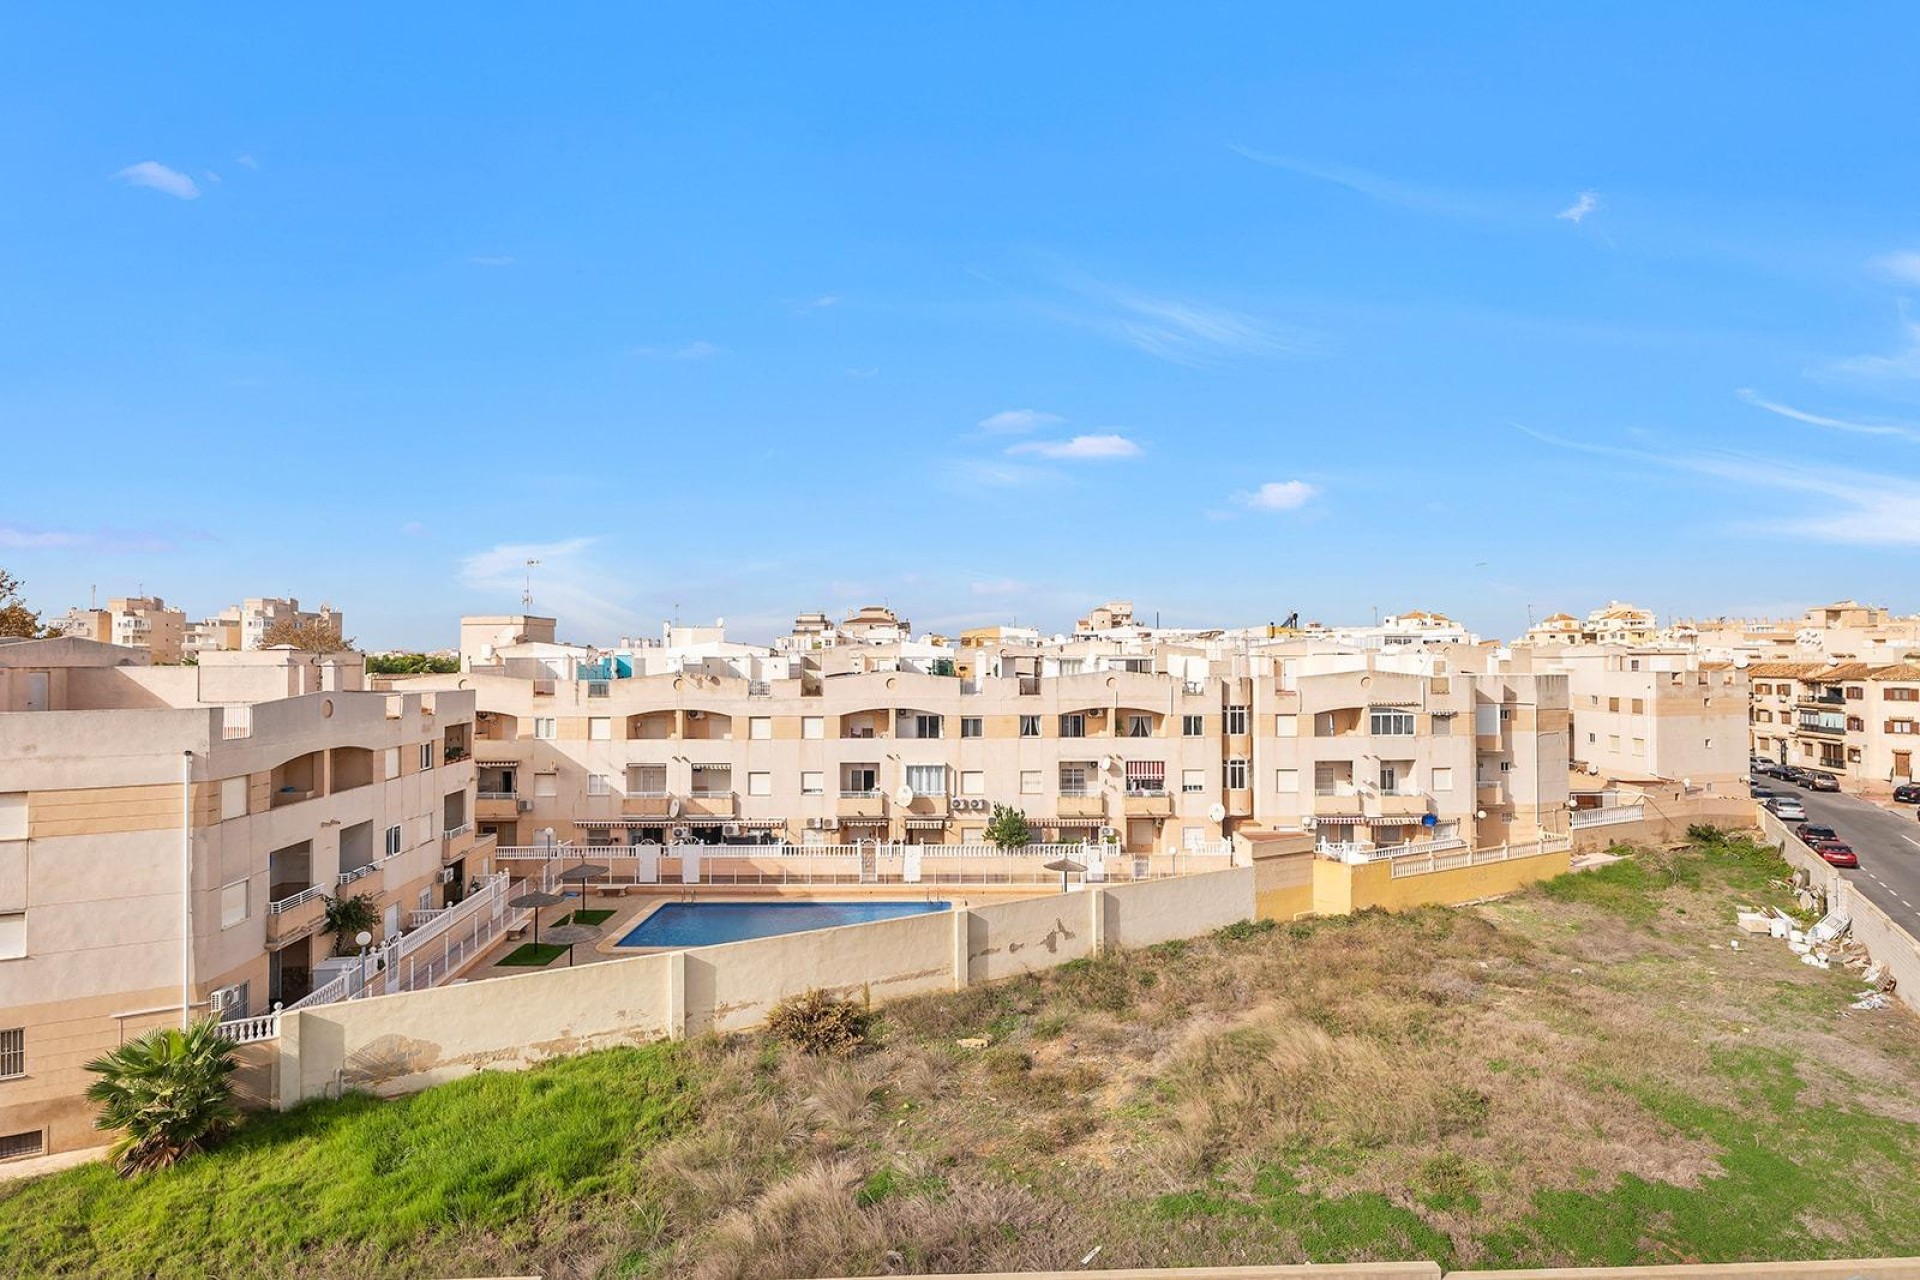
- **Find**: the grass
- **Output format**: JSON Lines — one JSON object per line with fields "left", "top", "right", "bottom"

{"left": 496, "top": 942, "right": 568, "bottom": 967}
{"left": 557, "top": 909, "right": 615, "bottom": 927}
{"left": 5, "top": 829, "right": 1919, "bottom": 1278}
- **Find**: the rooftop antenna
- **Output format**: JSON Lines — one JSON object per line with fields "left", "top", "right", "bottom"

{"left": 522, "top": 559, "right": 539, "bottom": 610}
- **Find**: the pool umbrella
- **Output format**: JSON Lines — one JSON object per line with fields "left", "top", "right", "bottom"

{"left": 558, "top": 860, "right": 610, "bottom": 909}
{"left": 1043, "top": 856, "right": 1087, "bottom": 894}
{"left": 508, "top": 889, "right": 567, "bottom": 947}
{"left": 543, "top": 921, "right": 604, "bottom": 967}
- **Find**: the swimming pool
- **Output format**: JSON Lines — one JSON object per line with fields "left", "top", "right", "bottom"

{"left": 617, "top": 900, "right": 950, "bottom": 948}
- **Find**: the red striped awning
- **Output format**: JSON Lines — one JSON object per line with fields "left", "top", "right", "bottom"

{"left": 1311, "top": 815, "right": 1368, "bottom": 825}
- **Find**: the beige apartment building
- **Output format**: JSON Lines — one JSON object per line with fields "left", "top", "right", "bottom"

{"left": 1750, "top": 661, "right": 1920, "bottom": 789}
{"left": 181, "top": 597, "right": 347, "bottom": 656}
{"left": 57, "top": 596, "right": 189, "bottom": 665}
{"left": 0, "top": 639, "right": 478, "bottom": 1161}
{"left": 389, "top": 616, "right": 1571, "bottom": 864}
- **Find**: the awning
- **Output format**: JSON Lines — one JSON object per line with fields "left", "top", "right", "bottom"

{"left": 904, "top": 817, "right": 947, "bottom": 830}
{"left": 841, "top": 816, "right": 888, "bottom": 826}
{"left": 734, "top": 818, "right": 789, "bottom": 829}
{"left": 476, "top": 758, "right": 520, "bottom": 767}
{"left": 1311, "top": 815, "right": 1369, "bottom": 825}
{"left": 1046, "top": 817, "right": 1106, "bottom": 828}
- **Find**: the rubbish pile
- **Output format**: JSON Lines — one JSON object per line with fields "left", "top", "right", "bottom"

{"left": 1734, "top": 903, "right": 1896, "bottom": 992}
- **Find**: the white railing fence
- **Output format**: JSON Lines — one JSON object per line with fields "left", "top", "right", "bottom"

{"left": 1387, "top": 833, "right": 1572, "bottom": 879}
{"left": 1570, "top": 803, "right": 1648, "bottom": 830}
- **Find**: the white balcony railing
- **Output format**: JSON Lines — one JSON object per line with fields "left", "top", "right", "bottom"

{"left": 1570, "top": 803, "right": 1647, "bottom": 829}
{"left": 338, "top": 862, "right": 378, "bottom": 886}
{"left": 840, "top": 788, "right": 882, "bottom": 799}
{"left": 267, "top": 883, "right": 328, "bottom": 914}
{"left": 477, "top": 790, "right": 517, "bottom": 801}
{"left": 442, "top": 823, "right": 472, "bottom": 841}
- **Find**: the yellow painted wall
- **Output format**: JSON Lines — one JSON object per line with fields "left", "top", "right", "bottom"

{"left": 1313, "top": 848, "right": 1571, "bottom": 916}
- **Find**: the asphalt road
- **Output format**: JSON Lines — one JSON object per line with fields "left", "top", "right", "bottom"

{"left": 1756, "top": 772, "right": 1920, "bottom": 934}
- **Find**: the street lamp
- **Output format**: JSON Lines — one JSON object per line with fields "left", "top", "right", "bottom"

{"left": 356, "top": 929, "right": 374, "bottom": 992}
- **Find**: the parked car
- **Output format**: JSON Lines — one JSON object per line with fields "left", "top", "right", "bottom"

{"left": 1783, "top": 767, "right": 1817, "bottom": 787}
{"left": 1796, "top": 823, "right": 1838, "bottom": 845}
{"left": 1813, "top": 840, "right": 1859, "bottom": 868}
{"left": 1894, "top": 783, "right": 1920, "bottom": 804}
{"left": 1750, "top": 782, "right": 1775, "bottom": 799}
{"left": 1806, "top": 773, "right": 1840, "bottom": 793}
{"left": 1770, "top": 797, "right": 1808, "bottom": 821}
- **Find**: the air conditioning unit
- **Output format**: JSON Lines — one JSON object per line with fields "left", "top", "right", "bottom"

{"left": 823, "top": 816, "right": 841, "bottom": 831}
{"left": 722, "top": 822, "right": 741, "bottom": 837}
{"left": 806, "top": 817, "right": 824, "bottom": 830}
{"left": 439, "top": 867, "right": 456, "bottom": 884}
{"left": 516, "top": 799, "right": 533, "bottom": 812}
{"left": 1099, "top": 825, "right": 1117, "bottom": 838}
{"left": 208, "top": 985, "right": 245, "bottom": 1014}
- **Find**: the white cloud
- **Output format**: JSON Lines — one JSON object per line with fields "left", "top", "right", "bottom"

{"left": 1832, "top": 316, "right": 1920, "bottom": 380}
{"left": 458, "top": 536, "right": 645, "bottom": 637}
{"left": 0, "top": 523, "right": 174, "bottom": 552}
{"left": 793, "top": 294, "right": 839, "bottom": 313}
{"left": 398, "top": 521, "right": 429, "bottom": 538}
{"left": 1556, "top": 191, "right": 1600, "bottom": 224}
{"left": 978, "top": 409, "right": 1063, "bottom": 434}
{"left": 1869, "top": 251, "right": 1920, "bottom": 285}
{"left": 941, "top": 459, "right": 1047, "bottom": 489}
{"left": 1110, "top": 294, "right": 1305, "bottom": 365}
{"left": 1233, "top": 480, "right": 1320, "bottom": 512}
{"left": 1008, "top": 433, "right": 1142, "bottom": 460}
{"left": 1227, "top": 144, "right": 1483, "bottom": 216}
{"left": 633, "top": 340, "right": 723, "bottom": 361}
{"left": 468, "top": 255, "right": 516, "bottom": 268}
{"left": 1736, "top": 388, "right": 1920, "bottom": 441}
{"left": 969, "top": 578, "right": 1026, "bottom": 597}
{"left": 235, "top": 154, "right": 259, "bottom": 170}
{"left": 114, "top": 161, "right": 199, "bottom": 200}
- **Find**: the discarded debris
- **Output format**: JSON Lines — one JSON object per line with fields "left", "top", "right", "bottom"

{"left": 956, "top": 1036, "right": 990, "bottom": 1050}
{"left": 1851, "top": 992, "right": 1892, "bottom": 1011}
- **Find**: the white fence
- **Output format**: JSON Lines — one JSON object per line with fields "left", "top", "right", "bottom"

{"left": 1570, "top": 803, "right": 1647, "bottom": 830}
{"left": 1386, "top": 833, "right": 1571, "bottom": 879}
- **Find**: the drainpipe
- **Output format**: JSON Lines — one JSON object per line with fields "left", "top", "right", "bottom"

{"left": 180, "top": 749, "right": 195, "bottom": 1030}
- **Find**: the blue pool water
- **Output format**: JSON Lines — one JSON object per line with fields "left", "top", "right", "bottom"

{"left": 617, "top": 900, "right": 950, "bottom": 948}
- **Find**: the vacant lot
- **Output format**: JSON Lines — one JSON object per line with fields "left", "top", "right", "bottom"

{"left": 5, "top": 831, "right": 1918, "bottom": 1278}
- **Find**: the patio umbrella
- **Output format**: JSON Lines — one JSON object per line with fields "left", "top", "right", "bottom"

{"left": 508, "top": 889, "right": 567, "bottom": 946}
{"left": 1043, "top": 856, "right": 1087, "bottom": 894}
{"left": 542, "top": 921, "right": 604, "bottom": 967}
{"left": 558, "top": 860, "right": 611, "bottom": 908}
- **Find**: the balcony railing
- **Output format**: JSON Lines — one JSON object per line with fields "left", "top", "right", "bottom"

{"left": 840, "top": 788, "right": 882, "bottom": 799}
{"left": 1123, "top": 786, "right": 1169, "bottom": 797}
{"left": 267, "top": 883, "right": 327, "bottom": 914}
{"left": 442, "top": 823, "right": 472, "bottom": 840}
{"left": 1313, "top": 783, "right": 1359, "bottom": 796}
{"left": 478, "top": 790, "right": 517, "bottom": 800}
{"left": 748, "top": 681, "right": 771, "bottom": 697}
{"left": 338, "top": 863, "right": 378, "bottom": 886}
{"left": 1058, "top": 786, "right": 1093, "bottom": 797}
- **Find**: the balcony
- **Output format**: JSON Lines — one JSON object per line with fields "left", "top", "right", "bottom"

{"left": 265, "top": 885, "right": 329, "bottom": 947}
{"left": 1796, "top": 695, "right": 1846, "bottom": 710}
{"left": 1056, "top": 793, "right": 1105, "bottom": 818}
{"left": 476, "top": 792, "right": 520, "bottom": 821}
{"left": 681, "top": 791, "right": 738, "bottom": 818}
{"left": 1794, "top": 721, "right": 1847, "bottom": 739}
{"left": 442, "top": 824, "right": 475, "bottom": 862}
{"left": 1122, "top": 790, "right": 1173, "bottom": 817}
{"left": 1366, "top": 790, "right": 1431, "bottom": 819}
{"left": 336, "top": 862, "right": 384, "bottom": 898}
{"left": 837, "top": 790, "right": 886, "bottom": 818}
{"left": 622, "top": 792, "right": 674, "bottom": 817}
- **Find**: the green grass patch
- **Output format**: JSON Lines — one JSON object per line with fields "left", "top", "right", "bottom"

{"left": 1157, "top": 1166, "right": 1456, "bottom": 1265}
{"left": 555, "top": 909, "right": 614, "bottom": 927}
{"left": 0, "top": 1044, "right": 691, "bottom": 1279}
{"left": 496, "top": 942, "right": 568, "bottom": 967}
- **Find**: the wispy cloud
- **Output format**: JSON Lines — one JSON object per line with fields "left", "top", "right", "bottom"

{"left": 792, "top": 294, "right": 839, "bottom": 314}
{"left": 0, "top": 523, "right": 175, "bottom": 552}
{"left": 459, "top": 536, "right": 645, "bottom": 637}
{"left": 114, "top": 161, "right": 199, "bottom": 200}
{"left": 969, "top": 578, "right": 1027, "bottom": 597}
{"left": 1520, "top": 424, "right": 1920, "bottom": 546}
{"left": 468, "top": 254, "right": 516, "bottom": 268}
{"left": 1556, "top": 191, "right": 1600, "bottom": 224}
{"left": 940, "top": 459, "right": 1048, "bottom": 490}
{"left": 978, "top": 409, "right": 1063, "bottom": 434}
{"left": 1736, "top": 388, "right": 1920, "bottom": 441}
{"left": 398, "top": 521, "right": 429, "bottom": 538}
{"left": 1228, "top": 144, "right": 1482, "bottom": 216}
{"left": 1831, "top": 314, "right": 1920, "bottom": 380}
{"left": 1233, "top": 480, "right": 1320, "bottom": 512}
{"left": 1008, "top": 433, "right": 1142, "bottom": 460}
{"left": 633, "top": 340, "right": 723, "bottom": 361}
{"left": 235, "top": 154, "right": 259, "bottom": 170}
{"left": 1869, "top": 250, "right": 1920, "bottom": 285}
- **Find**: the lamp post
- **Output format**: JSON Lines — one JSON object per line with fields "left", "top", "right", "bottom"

{"left": 356, "top": 929, "right": 374, "bottom": 992}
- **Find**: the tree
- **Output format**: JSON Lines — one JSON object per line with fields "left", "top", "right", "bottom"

{"left": 365, "top": 652, "right": 460, "bottom": 675}
{"left": 0, "top": 567, "right": 45, "bottom": 639}
{"left": 321, "top": 891, "right": 381, "bottom": 956}
{"left": 984, "top": 803, "right": 1033, "bottom": 851}
{"left": 84, "top": 1019, "right": 240, "bottom": 1176}
{"left": 258, "top": 617, "right": 356, "bottom": 653}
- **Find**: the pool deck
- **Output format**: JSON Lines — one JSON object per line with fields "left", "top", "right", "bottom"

{"left": 462, "top": 883, "right": 1054, "bottom": 980}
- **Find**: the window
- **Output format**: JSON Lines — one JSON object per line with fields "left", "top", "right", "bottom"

{"left": 1187, "top": 769, "right": 1210, "bottom": 793}
{"left": 844, "top": 765, "right": 878, "bottom": 794}
{"left": 533, "top": 717, "right": 556, "bottom": 740}
{"left": 1059, "top": 763, "right": 1091, "bottom": 795}
{"left": 1126, "top": 714, "right": 1152, "bottom": 738}
{"left": 219, "top": 879, "right": 249, "bottom": 929}
{"left": 748, "top": 717, "right": 772, "bottom": 741}
{"left": 1369, "top": 709, "right": 1415, "bottom": 736}
{"left": 419, "top": 742, "right": 434, "bottom": 769}
{"left": 1124, "top": 761, "right": 1166, "bottom": 794}
{"left": 948, "top": 716, "right": 979, "bottom": 740}
{"left": 1889, "top": 720, "right": 1918, "bottom": 735}
{"left": 0, "top": 1028, "right": 22, "bottom": 1079}
{"left": 905, "top": 764, "right": 946, "bottom": 795}
{"left": 534, "top": 773, "right": 559, "bottom": 798}
{"left": 691, "top": 764, "right": 732, "bottom": 795}
{"left": 1631, "top": 737, "right": 1645, "bottom": 756}
{"left": 747, "top": 771, "right": 771, "bottom": 797}
{"left": 1630, "top": 698, "right": 1644, "bottom": 715}
{"left": 1608, "top": 697, "right": 1620, "bottom": 713}
{"left": 417, "top": 887, "right": 432, "bottom": 912}
{"left": 802, "top": 716, "right": 824, "bottom": 740}
{"left": 912, "top": 714, "right": 943, "bottom": 739}
{"left": 220, "top": 777, "right": 247, "bottom": 821}
{"left": 1182, "top": 714, "right": 1205, "bottom": 737}
{"left": 1225, "top": 705, "right": 1249, "bottom": 735}
{"left": 1059, "top": 713, "right": 1086, "bottom": 738}
{"left": 0, "top": 1128, "right": 42, "bottom": 1162}
{"left": 961, "top": 770, "right": 985, "bottom": 795}
{"left": 587, "top": 681, "right": 610, "bottom": 699}
{"left": 1019, "top": 715, "right": 1040, "bottom": 738}
{"left": 1847, "top": 686, "right": 1865, "bottom": 701}
{"left": 1225, "top": 758, "right": 1248, "bottom": 790}
{"left": 1432, "top": 767, "right": 1454, "bottom": 792}
{"left": 1704, "top": 738, "right": 1714, "bottom": 749}
{"left": 587, "top": 773, "right": 612, "bottom": 796}
{"left": 1274, "top": 714, "right": 1297, "bottom": 738}
{"left": 1608, "top": 734, "right": 1621, "bottom": 751}
{"left": 1020, "top": 770, "right": 1043, "bottom": 795}
{"left": 588, "top": 717, "right": 611, "bottom": 741}
{"left": 1847, "top": 717, "right": 1864, "bottom": 732}
{"left": 1500, "top": 760, "right": 1514, "bottom": 772}
{"left": 1889, "top": 687, "right": 1920, "bottom": 702}
{"left": 0, "top": 912, "right": 22, "bottom": 961}
{"left": 801, "top": 771, "right": 824, "bottom": 796}
{"left": 383, "top": 746, "right": 401, "bottom": 779}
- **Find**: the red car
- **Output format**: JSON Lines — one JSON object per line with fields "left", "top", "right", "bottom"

{"left": 1813, "top": 840, "right": 1859, "bottom": 868}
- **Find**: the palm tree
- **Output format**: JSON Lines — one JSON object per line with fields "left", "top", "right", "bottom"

{"left": 84, "top": 1019, "right": 240, "bottom": 1176}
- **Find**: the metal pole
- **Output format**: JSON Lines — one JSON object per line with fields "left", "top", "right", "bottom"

{"left": 180, "top": 750, "right": 194, "bottom": 1030}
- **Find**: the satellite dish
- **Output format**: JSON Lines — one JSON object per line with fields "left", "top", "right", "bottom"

{"left": 1302, "top": 815, "right": 1317, "bottom": 830}
{"left": 667, "top": 798, "right": 681, "bottom": 819}
{"left": 1098, "top": 755, "right": 1114, "bottom": 773}
{"left": 1586, "top": 762, "right": 1600, "bottom": 775}
{"left": 1681, "top": 777, "right": 1692, "bottom": 789}
{"left": 1207, "top": 802, "right": 1227, "bottom": 823}
{"left": 895, "top": 785, "right": 916, "bottom": 806}
{"left": 1733, "top": 654, "right": 1750, "bottom": 669}
{"left": 1475, "top": 809, "right": 1487, "bottom": 820}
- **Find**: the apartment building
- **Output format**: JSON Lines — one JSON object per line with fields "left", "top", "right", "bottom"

{"left": 391, "top": 615, "right": 1571, "bottom": 863}
{"left": 1679, "top": 601, "right": 1920, "bottom": 665}
{"left": 56, "top": 596, "right": 189, "bottom": 665}
{"left": 1750, "top": 661, "right": 1920, "bottom": 788}
{"left": 179, "top": 597, "right": 347, "bottom": 655}
{"left": 0, "top": 638, "right": 478, "bottom": 1161}
{"left": 1516, "top": 646, "right": 1748, "bottom": 795}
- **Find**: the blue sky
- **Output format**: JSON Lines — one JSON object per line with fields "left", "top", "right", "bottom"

{"left": 5, "top": 5, "right": 1920, "bottom": 648}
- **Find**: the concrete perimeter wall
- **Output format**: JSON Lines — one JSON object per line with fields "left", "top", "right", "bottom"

{"left": 274, "top": 868, "right": 1254, "bottom": 1105}
{"left": 1757, "top": 808, "right": 1920, "bottom": 1016}
{"left": 1568, "top": 798, "right": 1756, "bottom": 855}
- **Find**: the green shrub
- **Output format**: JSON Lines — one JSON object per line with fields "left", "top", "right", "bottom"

{"left": 765, "top": 989, "right": 869, "bottom": 1055}
{"left": 1213, "top": 917, "right": 1278, "bottom": 943}
{"left": 84, "top": 1019, "right": 240, "bottom": 1176}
